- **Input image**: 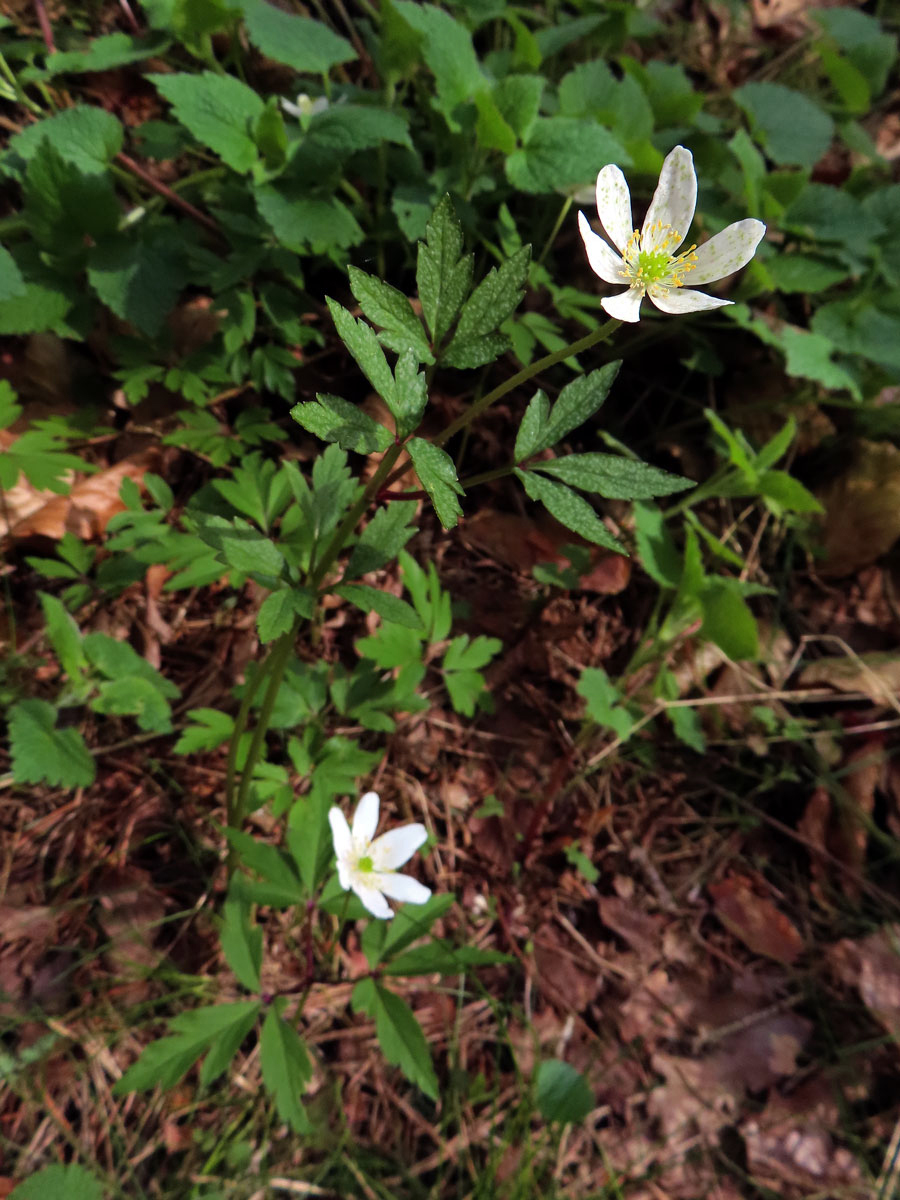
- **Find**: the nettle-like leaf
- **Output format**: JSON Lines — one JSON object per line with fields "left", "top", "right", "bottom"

{"left": 336, "top": 583, "right": 423, "bottom": 630}
{"left": 515, "top": 363, "right": 621, "bottom": 461}
{"left": 10, "top": 1164, "right": 104, "bottom": 1200}
{"left": 326, "top": 298, "right": 397, "bottom": 408}
{"left": 505, "top": 117, "right": 628, "bottom": 194}
{"left": 351, "top": 978, "right": 438, "bottom": 1100}
{"left": 345, "top": 500, "right": 418, "bottom": 579}
{"left": 114, "top": 1002, "right": 260, "bottom": 1094}
{"left": 536, "top": 1059, "right": 595, "bottom": 1125}
{"left": 348, "top": 266, "right": 434, "bottom": 363}
{"left": 149, "top": 71, "right": 264, "bottom": 173}
{"left": 241, "top": 0, "right": 355, "bottom": 73}
{"left": 516, "top": 469, "right": 624, "bottom": 555}
{"left": 221, "top": 890, "right": 262, "bottom": 993}
{"left": 533, "top": 454, "right": 693, "bottom": 501}
{"left": 257, "top": 588, "right": 316, "bottom": 643}
{"left": 0, "top": 247, "right": 25, "bottom": 304}
{"left": 291, "top": 395, "right": 394, "bottom": 455}
{"left": 442, "top": 245, "right": 531, "bottom": 369}
{"left": 416, "top": 195, "right": 473, "bottom": 349}
{"left": 392, "top": 350, "right": 428, "bottom": 438}
{"left": 8, "top": 699, "right": 96, "bottom": 788}
{"left": 7, "top": 104, "right": 124, "bottom": 176}
{"left": 408, "top": 439, "right": 464, "bottom": 529}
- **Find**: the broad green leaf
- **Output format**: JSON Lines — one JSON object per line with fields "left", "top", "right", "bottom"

{"left": 348, "top": 267, "right": 433, "bottom": 362}
{"left": 811, "top": 299, "right": 900, "bottom": 371}
{"left": 765, "top": 254, "right": 848, "bottom": 293}
{"left": 473, "top": 88, "right": 517, "bottom": 154}
{"left": 516, "top": 470, "right": 624, "bottom": 554}
{"left": 9, "top": 699, "right": 96, "bottom": 788}
{"left": 534, "top": 454, "right": 693, "bottom": 501}
{"left": 257, "top": 588, "right": 315, "bottom": 643}
{"left": 221, "top": 893, "right": 262, "bottom": 992}
{"left": 336, "top": 584, "right": 423, "bottom": 630}
{"left": 326, "top": 299, "right": 397, "bottom": 408}
{"left": 39, "top": 592, "right": 87, "bottom": 686}
{"left": 225, "top": 828, "right": 306, "bottom": 905}
{"left": 536, "top": 1059, "right": 594, "bottom": 1124}
{"left": 198, "top": 1000, "right": 260, "bottom": 1088}
{"left": 83, "top": 632, "right": 180, "bottom": 696}
{"left": 370, "top": 893, "right": 455, "bottom": 964}
{"left": 241, "top": 0, "right": 354, "bottom": 72}
{"left": 150, "top": 71, "right": 264, "bottom": 173}
{"left": 7, "top": 105, "right": 124, "bottom": 175}
{"left": 493, "top": 74, "right": 544, "bottom": 140}
{"left": 0, "top": 247, "right": 25, "bottom": 304}
{"left": 356, "top": 622, "right": 423, "bottom": 669}
{"left": 408, "top": 439, "right": 464, "bottom": 529}
{"left": 734, "top": 82, "right": 834, "bottom": 167}
{"left": 195, "top": 516, "right": 286, "bottom": 580}
{"left": 88, "top": 232, "right": 189, "bottom": 337}
{"left": 23, "top": 144, "right": 120, "bottom": 253}
{"left": 392, "top": 1, "right": 483, "bottom": 127}
{"left": 260, "top": 1007, "right": 313, "bottom": 1133}
{"left": 757, "top": 470, "right": 822, "bottom": 514}
{"left": 514, "top": 390, "right": 551, "bottom": 462}
{"left": 416, "top": 195, "right": 473, "bottom": 347}
{"left": 255, "top": 186, "right": 363, "bottom": 250}
{"left": 174, "top": 708, "right": 234, "bottom": 754}
{"left": 115, "top": 1002, "right": 260, "bottom": 1093}
{"left": 345, "top": 501, "right": 418, "bottom": 579}
{"left": 577, "top": 667, "right": 634, "bottom": 738}
{"left": 700, "top": 582, "right": 759, "bottom": 660}
{"left": 307, "top": 105, "right": 412, "bottom": 152}
{"left": 443, "top": 635, "right": 501, "bottom": 672}
{"left": 10, "top": 1165, "right": 103, "bottom": 1200}
{"left": 93, "top": 676, "right": 173, "bottom": 733}
{"left": 351, "top": 978, "right": 438, "bottom": 1099}
{"left": 34, "top": 31, "right": 170, "bottom": 77}
{"left": 813, "top": 7, "right": 897, "bottom": 97}
{"left": 506, "top": 118, "right": 629, "bottom": 193}
{"left": 783, "top": 183, "right": 881, "bottom": 255}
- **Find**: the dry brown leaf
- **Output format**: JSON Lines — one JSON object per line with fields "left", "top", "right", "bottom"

{"left": 829, "top": 925, "right": 900, "bottom": 1039}
{"left": 460, "top": 508, "right": 630, "bottom": 593}
{"left": 798, "top": 651, "right": 900, "bottom": 706}
{"left": 817, "top": 441, "right": 900, "bottom": 577}
{"left": 709, "top": 875, "right": 804, "bottom": 964}
{"left": 3, "top": 449, "right": 161, "bottom": 541}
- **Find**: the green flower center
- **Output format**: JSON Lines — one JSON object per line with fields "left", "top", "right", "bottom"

{"left": 357, "top": 854, "right": 374, "bottom": 873}
{"left": 621, "top": 222, "right": 698, "bottom": 291}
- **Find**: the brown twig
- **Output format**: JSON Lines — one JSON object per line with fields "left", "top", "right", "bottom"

{"left": 116, "top": 152, "right": 224, "bottom": 240}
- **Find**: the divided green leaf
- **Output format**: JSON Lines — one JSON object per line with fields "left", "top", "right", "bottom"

{"left": 9, "top": 699, "right": 96, "bottom": 788}
{"left": 516, "top": 469, "right": 625, "bottom": 554}
{"left": 408, "top": 439, "right": 464, "bottom": 528}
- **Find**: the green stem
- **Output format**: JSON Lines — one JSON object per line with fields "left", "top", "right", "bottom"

{"left": 233, "top": 619, "right": 300, "bottom": 827}
{"left": 433, "top": 317, "right": 620, "bottom": 450}
{"left": 459, "top": 463, "right": 514, "bottom": 490}
{"left": 537, "top": 195, "right": 573, "bottom": 267}
{"left": 309, "top": 442, "right": 405, "bottom": 590}
{"left": 225, "top": 444, "right": 405, "bottom": 842}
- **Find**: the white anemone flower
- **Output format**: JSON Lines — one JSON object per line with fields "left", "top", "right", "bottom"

{"left": 328, "top": 791, "right": 432, "bottom": 920}
{"left": 280, "top": 93, "right": 329, "bottom": 120}
{"left": 578, "top": 145, "right": 766, "bottom": 323}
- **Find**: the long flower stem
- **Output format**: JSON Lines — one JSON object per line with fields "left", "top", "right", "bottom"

{"left": 225, "top": 443, "right": 406, "bottom": 844}
{"left": 233, "top": 620, "right": 300, "bottom": 827}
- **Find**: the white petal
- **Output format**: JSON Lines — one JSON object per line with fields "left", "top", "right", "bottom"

{"left": 328, "top": 807, "right": 352, "bottom": 859}
{"left": 687, "top": 219, "right": 766, "bottom": 286}
{"left": 578, "top": 213, "right": 626, "bottom": 284}
{"left": 601, "top": 287, "right": 644, "bottom": 323}
{"left": 594, "top": 165, "right": 633, "bottom": 255}
{"left": 337, "top": 860, "right": 352, "bottom": 891}
{"left": 353, "top": 882, "right": 394, "bottom": 919}
{"left": 649, "top": 286, "right": 732, "bottom": 315}
{"left": 369, "top": 823, "right": 428, "bottom": 870}
{"left": 373, "top": 872, "right": 432, "bottom": 906}
{"left": 352, "top": 791, "right": 380, "bottom": 845}
{"left": 642, "top": 146, "right": 696, "bottom": 251}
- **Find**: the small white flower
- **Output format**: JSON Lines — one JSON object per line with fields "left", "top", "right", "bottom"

{"left": 328, "top": 791, "right": 431, "bottom": 920}
{"left": 578, "top": 145, "right": 766, "bottom": 323}
{"left": 281, "top": 93, "right": 329, "bottom": 120}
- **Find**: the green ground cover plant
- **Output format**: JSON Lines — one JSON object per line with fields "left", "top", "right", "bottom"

{"left": 3, "top": 1, "right": 900, "bottom": 1197}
